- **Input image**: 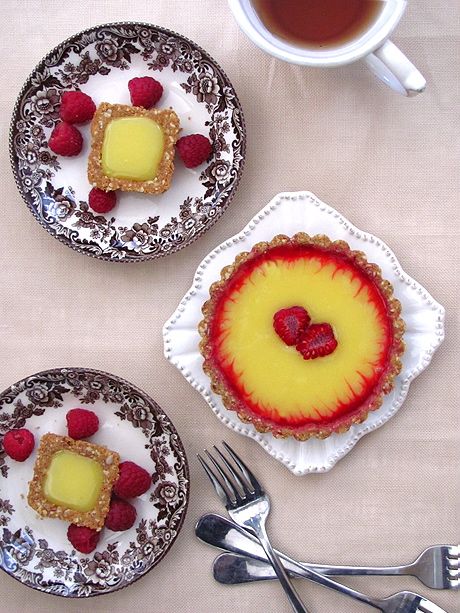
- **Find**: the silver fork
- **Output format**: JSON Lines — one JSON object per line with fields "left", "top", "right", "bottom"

{"left": 213, "top": 553, "right": 450, "bottom": 613}
{"left": 198, "top": 442, "right": 309, "bottom": 612}
{"left": 197, "top": 444, "right": 449, "bottom": 613}
{"left": 196, "top": 513, "right": 460, "bottom": 590}
{"left": 290, "top": 544, "right": 459, "bottom": 591}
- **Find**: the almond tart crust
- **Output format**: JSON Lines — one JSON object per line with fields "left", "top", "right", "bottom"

{"left": 198, "top": 233, "right": 405, "bottom": 441}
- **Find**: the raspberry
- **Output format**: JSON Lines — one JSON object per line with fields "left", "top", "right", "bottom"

{"left": 128, "top": 76, "right": 163, "bottom": 108}
{"left": 60, "top": 91, "right": 96, "bottom": 124}
{"left": 66, "top": 408, "right": 99, "bottom": 439}
{"left": 296, "top": 323, "right": 338, "bottom": 360}
{"left": 48, "top": 122, "right": 83, "bottom": 156}
{"left": 88, "top": 188, "right": 117, "bottom": 214}
{"left": 113, "top": 461, "right": 151, "bottom": 498}
{"left": 67, "top": 524, "right": 100, "bottom": 554}
{"left": 3, "top": 429, "right": 35, "bottom": 462}
{"left": 176, "top": 134, "right": 212, "bottom": 168}
{"left": 105, "top": 499, "right": 137, "bottom": 531}
{"left": 273, "top": 306, "right": 311, "bottom": 346}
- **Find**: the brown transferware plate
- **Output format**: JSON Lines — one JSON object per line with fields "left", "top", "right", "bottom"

{"left": 0, "top": 367, "right": 189, "bottom": 597}
{"left": 9, "top": 22, "right": 246, "bottom": 262}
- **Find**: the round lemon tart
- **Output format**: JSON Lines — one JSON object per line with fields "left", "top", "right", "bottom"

{"left": 199, "top": 234, "right": 405, "bottom": 440}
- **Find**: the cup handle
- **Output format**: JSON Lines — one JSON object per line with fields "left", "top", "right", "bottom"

{"left": 364, "top": 39, "right": 426, "bottom": 97}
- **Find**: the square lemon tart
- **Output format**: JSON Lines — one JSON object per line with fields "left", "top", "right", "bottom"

{"left": 199, "top": 234, "right": 405, "bottom": 440}
{"left": 28, "top": 433, "right": 120, "bottom": 530}
{"left": 88, "top": 102, "right": 180, "bottom": 194}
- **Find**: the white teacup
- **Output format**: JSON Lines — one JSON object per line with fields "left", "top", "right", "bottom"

{"left": 227, "top": 0, "right": 426, "bottom": 96}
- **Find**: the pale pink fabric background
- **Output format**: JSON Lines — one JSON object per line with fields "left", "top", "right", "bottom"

{"left": 0, "top": 1, "right": 458, "bottom": 611}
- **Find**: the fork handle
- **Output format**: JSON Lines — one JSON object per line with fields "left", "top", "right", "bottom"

{"left": 215, "top": 555, "right": 412, "bottom": 581}
{"left": 255, "top": 523, "right": 310, "bottom": 613}
{"left": 278, "top": 562, "right": 413, "bottom": 578}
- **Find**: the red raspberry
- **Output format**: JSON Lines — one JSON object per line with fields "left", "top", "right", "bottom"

{"left": 67, "top": 524, "right": 100, "bottom": 554}
{"left": 3, "top": 429, "right": 35, "bottom": 462}
{"left": 60, "top": 91, "right": 96, "bottom": 124}
{"left": 66, "top": 408, "right": 99, "bottom": 439}
{"left": 273, "top": 306, "right": 311, "bottom": 346}
{"left": 296, "top": 323, "right": 338, "bottom": 360}
{"left": 128, "top": 76, "right": 163, "bottom": 108}
{"left": 48, "top": 122, "right": 83, "bottom": 156}
{"left": 105, "top": 499, "right": 137, "bottom": 531}
{"left": 176, "top": 134, "right": 212, "bottom": 168}
{"left": 88, "top": 188, "right": 117, "bottom": 214}
{"left": 113, "top": 461, "right": 151, "bottom": 498}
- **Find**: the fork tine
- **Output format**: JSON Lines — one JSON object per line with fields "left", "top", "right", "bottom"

{"left": 212, "top": 445, "right": 250, "bottom": 497}
{"left": 447, "top": 545, "right": 460, "bottom": 558}
{"left": 222, "top": 441, "right": 263, "bottom": 495}
{"left": 446, "top": 545, "right": 459, "bottom": 588}
{"left": 205, "top": 449, "right": 242, "bottom": 504}
{"left": 197, "top": 453, "right": 233, "bottom": 508}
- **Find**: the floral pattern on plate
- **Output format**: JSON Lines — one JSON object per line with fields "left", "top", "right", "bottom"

{"left": 10, "top": 22, "right": 246, "bottom": 261}
{"left": 0, "top": 368, "right": 189, "bottom": 597}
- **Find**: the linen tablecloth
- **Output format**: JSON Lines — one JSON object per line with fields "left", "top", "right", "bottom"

{"left": 0, "top": 1, "right": 458, "bottom": 611}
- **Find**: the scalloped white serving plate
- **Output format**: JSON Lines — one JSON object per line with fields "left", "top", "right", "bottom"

{"left": 163, "top": 192, "right": 445, "bottom": 475}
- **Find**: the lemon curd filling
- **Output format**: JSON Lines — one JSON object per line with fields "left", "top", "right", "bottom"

{"left": 101, "top": 117, "right": 164, "bottom": 181}
{"left": 43, "top": 450, "right": 104, "bottom": 512}
{"left": 211, "top": 249, "right": 391, "bottom": 425}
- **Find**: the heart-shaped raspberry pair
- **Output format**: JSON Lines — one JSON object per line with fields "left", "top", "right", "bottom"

{"left": 273, "top": 306, "right": 337, "bottom": 360}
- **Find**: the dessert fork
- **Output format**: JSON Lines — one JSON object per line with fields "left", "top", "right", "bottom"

{"left": 196, "top": 513, "right": 460, "bottom": 590}
{"left": 213, "top": 553, "right": 449, "bottom": 613}
{"left": 229, "top": 545, "right": 459, "bottom": 591}
{"left": 198, "top": 442, "right": 309, "bottom": 613}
